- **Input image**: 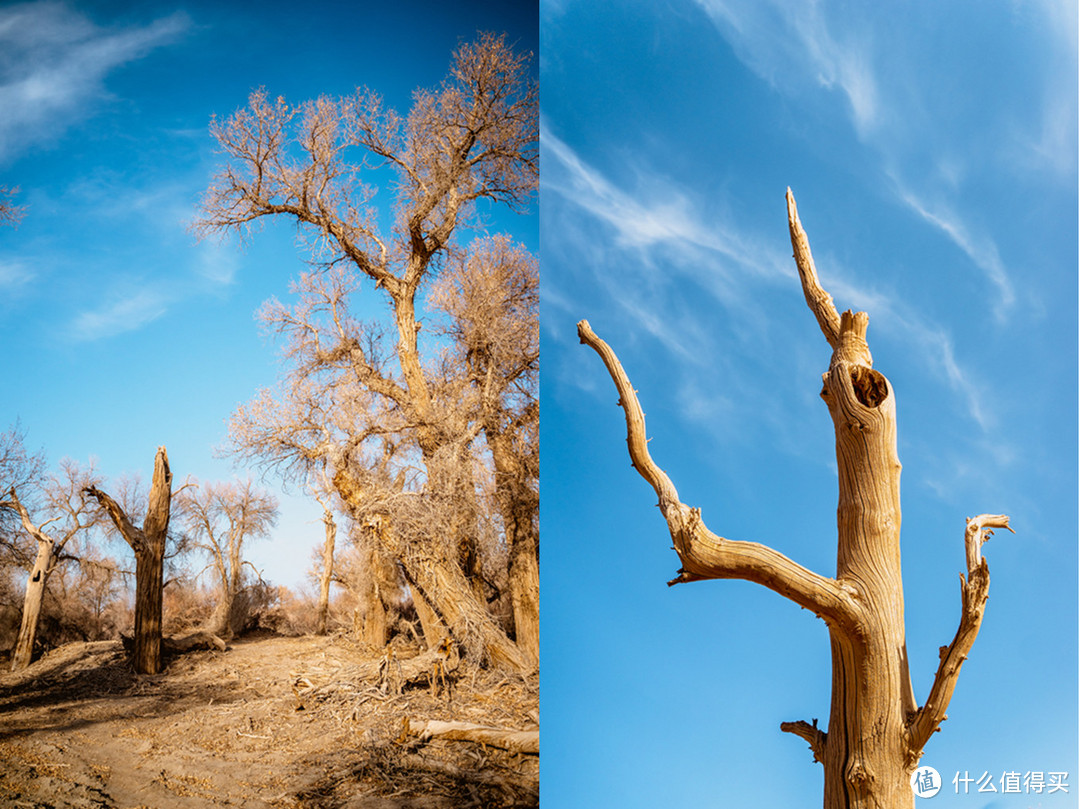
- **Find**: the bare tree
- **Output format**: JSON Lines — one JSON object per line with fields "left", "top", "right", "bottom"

{"left": 85, "top": 447, "right": 173, "bottom": 675}
{"left": 579, "top": 190, "right": 1013, "bottom": 809}
{"left": 430, "top": 236, "right": 539, "bottom": 663}
{"left": 0, "top": 186, "right": 25, "bottom": 227}
{"left": 0, "top": 424, "right": 45, "bottom": 566}
{"left": 1, "top": 459, "right": 102, "bottom": 670}
{"left": 199, "top": 33, "right": 538, "bottom": 672}
{"left": 177, "top": 478, "right": 278, "bottom": 638}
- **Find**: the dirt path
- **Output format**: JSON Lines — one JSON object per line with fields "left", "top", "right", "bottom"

{"left": 0, "top": 635, "right": 538, "bottom": 808}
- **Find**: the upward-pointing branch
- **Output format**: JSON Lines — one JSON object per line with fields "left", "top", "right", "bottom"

{"left": 84, "top": 485, "right": 145, "bottom": 553}
{"left": 787, "top": 188, "right": 841, "bottom": 349}
{"left": 908, "top": 514, "right": 1014, "bottom": 754}
{"left": 577, "top": 320, "right": 859, "bottom": 630}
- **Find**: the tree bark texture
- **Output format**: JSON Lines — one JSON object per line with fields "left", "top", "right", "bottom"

{"left": 336, "top": 469, "right": 532, "bottom": 673}
{"left": 356, "top": 543, "right": 389, "bottom": 648}
{"left": 404, "top": 719, "right": 539, "bottom": 755}
{"left": 488, "top": 423, "right": 540, "bottom": 665}
{"left": 578, "top": 189, "right": 1012, "bottom": 809}
{"left": 10, "top": 541, "right": 51, "bottom": 670}
{"left": 86, "top": 447, "right": 173, "bottom": 675}
{"left": 4, "top": 485, "right": 93, "bottom": 671}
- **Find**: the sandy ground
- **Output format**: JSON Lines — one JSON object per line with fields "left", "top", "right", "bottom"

{"left": 0, "top": 634, "right": 538, "bottom": 808}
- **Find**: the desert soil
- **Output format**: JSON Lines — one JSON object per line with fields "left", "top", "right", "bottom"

{"left": 0, "top": 633, "right": 538, "bottom": 808}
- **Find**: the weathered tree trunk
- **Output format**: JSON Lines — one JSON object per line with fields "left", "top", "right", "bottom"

{"left": 208, "top": 589, "right": 235, "bottom": 639}
{"left": 408, "top": 575, "right": 448, "bottom": 649}
{"left": 579, "top": 189, "right": 1013, "bottom": 809}
{"left": 11, "top": 541, "right": 53, "bottom": 670}
{"left": 507, "top": 527, "right": 539, "bottom": 665}
{"left": 315, "top": 508, "right": 336, "bottom": 635}
{"left": 4, "top": 486, "right": 88, "bottom": 672}
{"left": 335, "top": 469, "right": 531, "bottom": 672}
{"left": 357, "top": 543, "right": 388, "bottom": 647}
{"left": 132, "top": 539, "right": 165, "bottom": 670}
{"left": 86, "top": 447, "right": 173, "bottom": 675}
{"left": 488, "top": 426, "right": 540, "bottom": 665}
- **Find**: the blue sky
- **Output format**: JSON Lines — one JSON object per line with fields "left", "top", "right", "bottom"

{"left": 541, "top": 2, "right": 1076, "bottom": 807}
{"left": 0, "top": 0, "right": 538, "bottom": 590}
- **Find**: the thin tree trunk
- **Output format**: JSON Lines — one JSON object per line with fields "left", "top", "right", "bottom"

{"left": 11, "top": 542, "right": 52, "bottom": 670}
{"left": 315, "top": 508, "right": 336, "bottom": 635}
{"left": 209, "top": 589, "right": 235, "bottom": 639}
{"left": 408, "top": 574, "right": 447, "bottom": 649}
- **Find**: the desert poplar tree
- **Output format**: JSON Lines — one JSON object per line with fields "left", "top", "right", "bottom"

{"left": 178, "top": 479, "right": 278, "bottom": 639}
{"left": 85, "top": 447, "right": 174, "bottom": 675}
{"left": 579, "top": 190, "right": 1013, "bottom": 809}
{"left": 430, "top": 235, "right": 538, "bottom": 663}
{"left": 197, "top": 33, "right": 538, "bottom": 672}
{"left": 1, "top": 459, "right": 102, "bottom": 670}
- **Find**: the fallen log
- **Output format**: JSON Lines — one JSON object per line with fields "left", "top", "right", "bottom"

{"left": 163, "top": 631, "right": 227, "bottom": 653}
{"left": 121, "top": 630, "right": 227, "bottom": 659}
{"left": 397, "top": 752, "right": 539, "bottom": 797}
{"left": 405, "top": 719, "right": 539, "bottom": 755}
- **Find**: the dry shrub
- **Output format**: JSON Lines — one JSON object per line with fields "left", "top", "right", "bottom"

{"left": 162, "top": 579, "right": 215, "bottom": 635}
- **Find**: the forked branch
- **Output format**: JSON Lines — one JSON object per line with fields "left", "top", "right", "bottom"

{"left": 908, "top": 514, "right": 1014, "bottom": 753}
{"left": 577, "top": 320, "right": 858, "bottom": 629}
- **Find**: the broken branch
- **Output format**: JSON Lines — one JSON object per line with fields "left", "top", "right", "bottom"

{"left": 909, "top": 513, "right": 1014, "bottom": 753}
{"left": 405, "top": 719, "right": 539, "bottom": 755}
{"left": 780, "top": 719, "right": 827, "bottom": 763}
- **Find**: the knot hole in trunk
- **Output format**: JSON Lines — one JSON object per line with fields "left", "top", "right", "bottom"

{"left": 850, "top": 366, "right": 888, "bottom": 408}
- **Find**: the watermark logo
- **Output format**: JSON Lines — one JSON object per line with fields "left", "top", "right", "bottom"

{"left": 911, "top": 766, "right": 942, "bottom": 798}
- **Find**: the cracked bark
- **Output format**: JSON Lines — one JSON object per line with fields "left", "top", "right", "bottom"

{"left": 579, "top": 189, "right": 1012, "bottom": 808}
{"left": 85, "top": 447, "right": 172, "bottom": 675}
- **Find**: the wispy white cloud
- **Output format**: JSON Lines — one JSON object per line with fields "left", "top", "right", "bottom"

{"left": 70, "top": 286, "right": 169, "bottom": 341}
{"left": 692, "top": 0, "right": 880, "bottom": 135}
{"left": 0, "top": 2, "right": 189, "bottom": 163}
{"left": 890, "top": 178, "right": 1015, "bottom": 318}
{"left": 826, "top": 273, "right": 993, "bottom": 431}
{"left": 690, "top": 0, "right": 1062, "bottom": 322}
{"left": 0, "top": 259, "right": 35, "bottom": 292}
{"left": 544, "top": 123, "right": 997, "bottom": 433}
{"left": 1003, "top": 0, "right": 1078, "bottom": 181}
{"left": 194, "top": 242, "right": 239, "bottom": 287}
{"left": 542, "top": 121, "right": 792, "bottom": 283}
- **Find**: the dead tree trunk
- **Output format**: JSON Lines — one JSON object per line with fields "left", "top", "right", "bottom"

{"left": 507, "top": 531, "right": 539, "bottom": 665}
{"left": 356, "top": 541, "right": 389, "bottom": 647}
{"left": 315, "top": 507, "right": 336, "bottom": 636}
{"left": 578, "top": 189, "right": 1013, "bottom": 809}
{"left": 4, "top": 486, "right": 94, "bottom": 671}
{"left": 336, "top": 470, "right": 531, "bottom": 672}
{"left": 11, "top": 539, "right": 52, "bottom": 671}
{"left": 487, "top": 422, "right": 540, "bottom": 666}
{"left": 85, "top": 447, "right": 173, "bottom": 675}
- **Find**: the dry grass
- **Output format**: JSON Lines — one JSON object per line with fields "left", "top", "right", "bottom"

{"left": 0, "top": 632, "right": 537, "bottom": 808}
